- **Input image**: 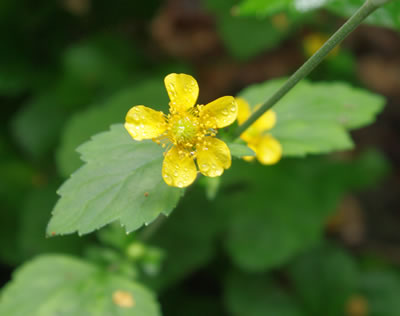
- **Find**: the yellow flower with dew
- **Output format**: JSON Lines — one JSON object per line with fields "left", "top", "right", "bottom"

{"left": 125, "top": 73, "right": 238, "bottom": 188}
{"left": 236, "top": 97, "right": 282, "bottom": 165}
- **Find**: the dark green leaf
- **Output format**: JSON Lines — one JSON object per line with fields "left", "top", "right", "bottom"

{"left": 221, "top": 151, "right": 388, "bottom": 272}
{"left": 224, "top": 271, "right": 303, "bottom": 316}
{"left": 360, "top": 269, "right": 400, "bottom": 316}
{"left": 141, "top": 188, "right": 222, "bottom": 291}
{"left": 288, "top": 243, "right": 358, "bottom": 316}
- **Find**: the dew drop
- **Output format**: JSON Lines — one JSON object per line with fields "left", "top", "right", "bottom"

{"left": 222, "top": 109, "right": 228, "bottom": 116}
{"left": 163, "top": 174, "right": 172, "bottom": 184}
{"left": 230, "top": 106, "right": 236, "bottom": 112}
{"left": 201, "top": 163, "right": 210, "bottom": 171}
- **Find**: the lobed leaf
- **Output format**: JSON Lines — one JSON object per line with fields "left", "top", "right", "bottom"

{"left": 239, "top": 79, "right": 385, "bottom": 157}
{"left": 57, "top": 77, "right": 169, "bottom": 177}
{"left": 47, "top": 124, "right": 183, "bottom": 236}
{"left": 0, "top": 255, "right": 160, "bottom": 316}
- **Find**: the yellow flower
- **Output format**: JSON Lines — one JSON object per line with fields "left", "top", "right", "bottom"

{"left": 303, "top": 33, "right": 340, "bottom": 59}
{"left": 236, "top": 97, "right": 282, "bottom": 165}
{"left": 125, "top": 73, "right": 238, "bottom": 188}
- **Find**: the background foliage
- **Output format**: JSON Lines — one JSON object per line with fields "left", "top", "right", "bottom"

{"left": 1, "top": 0, "right": 400, "bottom": 315}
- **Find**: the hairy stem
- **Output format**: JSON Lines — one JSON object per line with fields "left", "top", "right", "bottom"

{"left": 234, "top": 0, "right": 392, "bottom": 138}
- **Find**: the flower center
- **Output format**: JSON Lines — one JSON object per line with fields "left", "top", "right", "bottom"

{"left": 168, "top": 113, "right": 200, "bottom": 147}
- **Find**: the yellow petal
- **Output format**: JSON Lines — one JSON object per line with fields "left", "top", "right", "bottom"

{"left": 255, "top": 135, "right": 282, "bottom": 165}
{"left": 125, "top": 106, "right": 167, "bottom": 141}
{"left": 197, "top": 137, "right": 231, "bottom": 177}
{"left": 164, "top": 73, "right": 199, "bottom": 112}
{"left": 243, "top": 143, "right": 256, "bottom": 162}
{"left": 162, "top": 146, "right": 197, "bottom": 188}
{"left": 236, "top": 97, "right": 251, "bottom": 125}
{"left": 252, "top": 109, "right": 277, "bottom": 132}
{"left": 200, "top": 96, "right": 238, "bottom": 129}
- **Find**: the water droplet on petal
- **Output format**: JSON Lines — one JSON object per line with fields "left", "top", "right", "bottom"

{"left": 201, "top": 163, "right": 210, "bottom": 171}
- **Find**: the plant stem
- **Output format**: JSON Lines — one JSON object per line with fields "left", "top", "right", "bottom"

{"left": 234, "top": 0, "right": 391, "bottom": 138}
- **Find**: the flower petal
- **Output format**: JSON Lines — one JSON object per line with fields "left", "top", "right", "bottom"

{"left": 252, "top": 109, "right": 277, "bottom": 133}
{"left": 243, "top": 143, "right": 256, "bottom": 162}
{"left": 164, "top": 73, "right": 199, "bottom": 112}
{"left": 162, "top": 146, "right": 197, "bottom": 188}
{"left": 125, "top": 106, "right": 167, "bottom": 141}
{"left": 255, "top": 135, "right": 282, "bottom": 165}
{"left": 236, "top": 97, "right": 251, "bottom": 125}
{"left": 200, "top": 96, "right": 238, "bottom": 129}
{"left": 197, "top": 137, "right": 231, "bottom": 177}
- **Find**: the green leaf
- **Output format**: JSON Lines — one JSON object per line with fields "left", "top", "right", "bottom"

{"left": 239, "top": 79, "right": 385, "bottom": 157}
{"left": 360, "top": 269, "right": 400, "bottom": 316}
{"left": 0, "top": 255, "right": 160, "bottom": 316}
{"left": 216, "top": 13, "right": 291, "bottom": 60}
{"left": 204, "top": 0, "right": 304, "bottom": 60}
{"left": 48, "top": 124, "right": 183, "bottom": 236}
{"left": 141, "top": 188, "right": 223, "bottom": 291}
{"left": 221, "top": 151, "right": 388, "bottom": 272}
{"left": 228, "top": 142, "right": 255, "bottom": 158}
{"left": 237, "top": 0, "right": 400, "bottom": 31}
{"left": 57, "top": 77, "right": 169, "bottom": 177}
{"left": 288, "top": 243, "right": 359, "bottom": 316}
{"left": 17, "top": 184, "right": 88, "bottom": 260}
{"left": 0, "top": 141, "right": 35, "bottom": 265}
{"left": 224, "top": 271, "right": 303, "bottom": 316}
{"left": 11, "top": 92, "right": 69, "bottom": 158}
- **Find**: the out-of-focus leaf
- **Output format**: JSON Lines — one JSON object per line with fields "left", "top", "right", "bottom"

{"left": 17, "top": 184, "right": 87, "bottom": 260}
{"left": 11, "top": 34, "right": 141, "bottom": 159}
{"left": 0, "top": 140, "right": 34, "bottom": 265}
{"left": 62, "top": 34, "right": 141, "bottom": 96}
{"left": 48, "top": 124, "right": 183, "bottom": 236}
{"left": 57, "top": 77, "right": 168, "bottom": 177}
{"left": 0, "top": 255, "right": 160, "bottom": 316}
{"left": 228, "top": 142, "right": 255, "bottom": 158}
{"left": 288, "top": 243, "right": 359, "bottom": 316}
{"left": 239, "top": 79, "right": 385, "bottom": 157}
{"left": 359, "top": 268, "right": 400, "bottom": 316}
{"left": 237, "top": 0, "right": 400, "bottom": 31}
{"left": 216, "top": 13, "right": 292, "bottom": 60}
{"left": 221, "top": 150, "right": 389, "bottom": 272}
{"left": 11, "top": 92, "right": 68, "bottom": 158}
{"left": 162, "top": 290, "right": 225, "bottom": 316}
{"left": 205, "top": 0, "right": 302, "bottom": 59}
{"left": 142, "top": 188, "right": 222, "bottom": 291}
{"left": 224, "top": 271, "right": 303, "bottom": 316}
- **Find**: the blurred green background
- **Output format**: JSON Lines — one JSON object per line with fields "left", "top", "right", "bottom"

{"left": 1, "top": 0, "right": 400, "bottom": 315}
